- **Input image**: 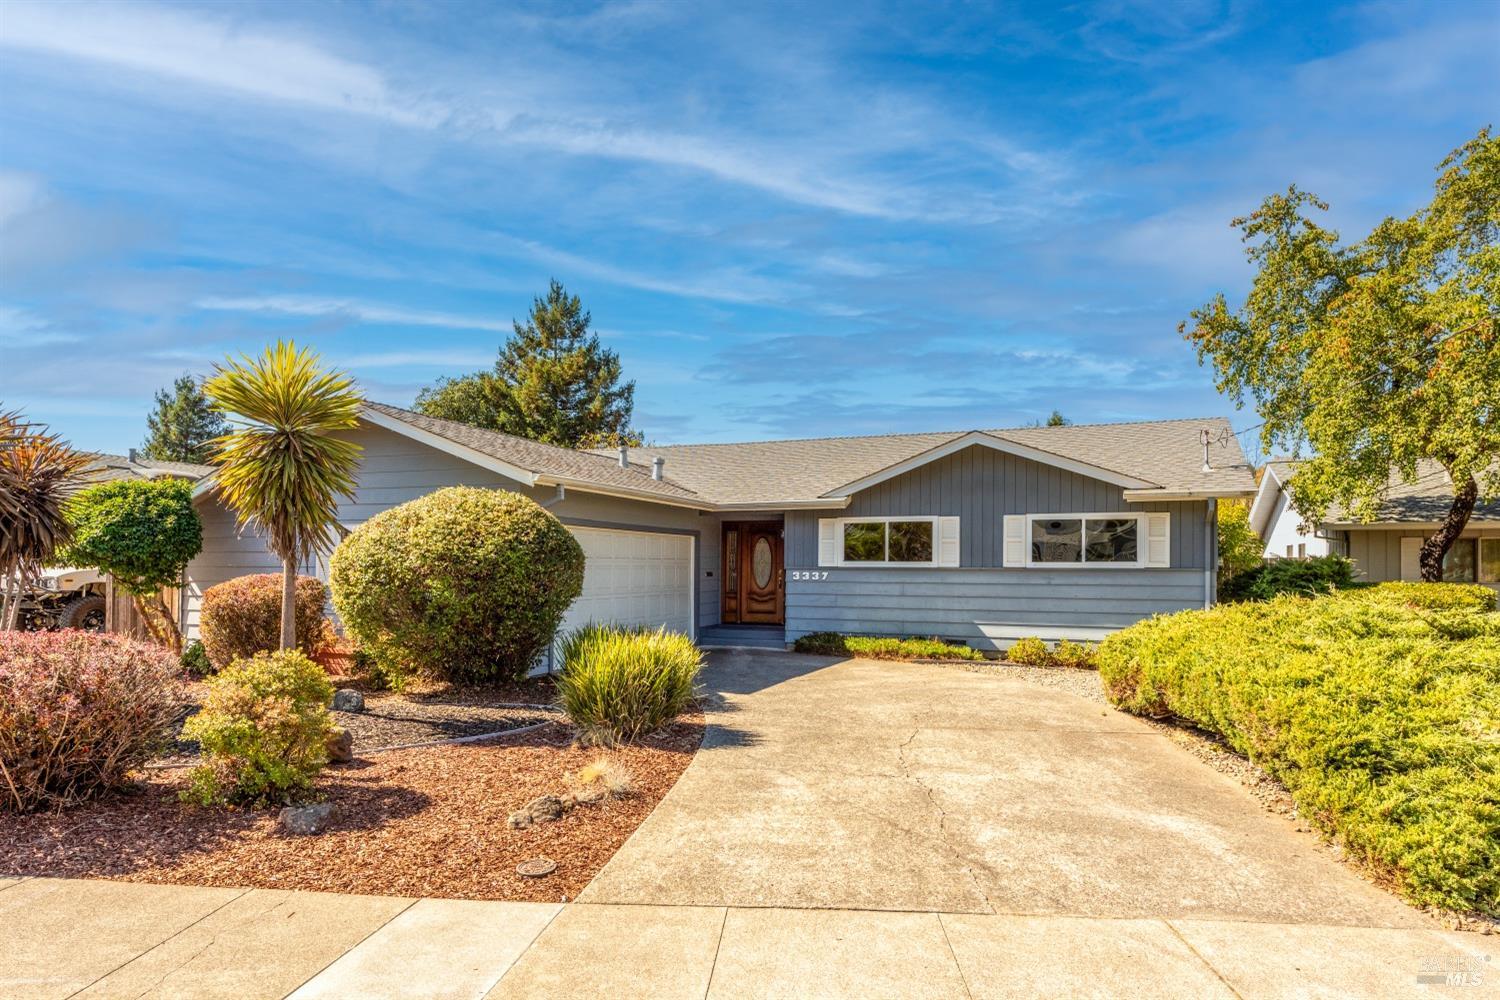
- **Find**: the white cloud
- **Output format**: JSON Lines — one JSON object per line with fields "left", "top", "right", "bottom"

{"left": 194, "top": 295, "right": 511, "bottom": 333}
{"left": 0, "top": 0, "right": 437, "bottom": 126}
{"left": 0, "top": 171, "right": 47, "bottom": 225}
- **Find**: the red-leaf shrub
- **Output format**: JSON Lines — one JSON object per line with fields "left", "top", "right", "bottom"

{"left": 199, "top": 573, "right": 328, "bottom": 671}
{"left": 0, "top": 630, "right": 186, "bottom": 813}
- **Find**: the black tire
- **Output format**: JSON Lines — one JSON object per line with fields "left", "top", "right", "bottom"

{"left": 59, "top": 593, "right": 107, "bottom": 632}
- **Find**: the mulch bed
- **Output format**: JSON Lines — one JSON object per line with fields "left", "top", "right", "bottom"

{"left": 161, "top": 676, "right": 564, "bottom": 764}
{"left": 0, "top": 713, "right": 704, "bottom": 902}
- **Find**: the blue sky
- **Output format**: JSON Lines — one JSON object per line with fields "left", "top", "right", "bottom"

{"left": 1, "top": 0, "right": 1495, "bottom": 455}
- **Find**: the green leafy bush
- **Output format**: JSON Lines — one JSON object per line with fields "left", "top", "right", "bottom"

{"left": 558, "top": 625, "right": 701, "bottom": 744}
{"left": 199, "top": 573, "right": 328, "bottom": 671}
{"left": 182, "top": 650, "right": 335, "bottom": 807}
{"left": 331, "top": 487, "right": 585, "bottom": 686}
{"left": 1357, "top": 580, "right": 1495, "bottom": 612}
{"left": 1005, "top": 636, "right": 1050, "bottom": 665}
{"left": 59, "top": 478, "right": 203, "bottom": 650}
{"left": 1, "top": 631, "right": 185, "bottom": 813}
{"left": 180, "top": 640, "right": 212, "bottom": 676}
{"left": 1096, "top": 582, "right": 1500, "bottom": 915}
{"left": 791, "top": 632, "right": 983, "bottom": 660}
{"left": 1048, "top": 639, "right": 1096, "bottom": 669}
{"left": 1218, "top": 553, "right": 1356, "bottom": 602}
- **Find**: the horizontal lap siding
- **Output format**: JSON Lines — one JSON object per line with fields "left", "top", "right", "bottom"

{"left": 185, "top": 424, "right": 717, "bottom": 639}
{"left": 781, "top": 444, "right": 1212, "bottom": 648}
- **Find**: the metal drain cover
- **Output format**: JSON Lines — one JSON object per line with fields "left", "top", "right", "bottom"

{"left": 516, "top": 857, "right": 557, "bottom": 878}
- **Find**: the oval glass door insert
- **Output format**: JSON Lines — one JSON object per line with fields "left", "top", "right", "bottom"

{"left": 752, "top": 537, "right": 773, "bottom": 588}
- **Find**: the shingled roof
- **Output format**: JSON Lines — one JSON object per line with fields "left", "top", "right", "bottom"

{"left": 593, "top": 417, "right": 1255, "bottom": 505}
{"left": 84, "top": 453, "right": 214, "bottom": 484}
{"left": 1321, "top": 459, "right": 1500, "bottom": 524}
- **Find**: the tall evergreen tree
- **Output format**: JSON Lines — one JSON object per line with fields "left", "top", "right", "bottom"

{"left": 415, "top": 280, "right": 640, "bottom": 448}
{"left": 142, "top": 374, "right": 228, "bottom": 464}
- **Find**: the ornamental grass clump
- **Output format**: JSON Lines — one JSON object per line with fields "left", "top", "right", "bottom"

{"left": 182, "top": 649, "right": 334, "bottom": 807}
{"left": 558, "top": 625, "right": 701, "bottom": 745}
{"left": 0, "top": 631, "right": 185, "bottom": 813}
{"left": 1096, "top": 581, "right": 1500, "bottom": 915}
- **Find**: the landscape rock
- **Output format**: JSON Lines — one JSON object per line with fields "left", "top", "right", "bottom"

{"left": 507, "top": 794, "right": 568, "bottom": 830}
{"left": 325, "top": 725, "right": 354, "bottom": 763}
{"left": 331, "top": 689, "right": 365, "bottom": 713}
{"left": 278, "top": 802, "right": 336, "bottom": 835}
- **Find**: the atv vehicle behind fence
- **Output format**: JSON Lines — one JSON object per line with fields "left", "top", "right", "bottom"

{"left": 10, "top": 568, "right": 109, "bottom": 632}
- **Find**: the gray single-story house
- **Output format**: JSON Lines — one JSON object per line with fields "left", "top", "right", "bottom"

{"left": 1251, "top": 457, "right": 1500, "bottom": 590}
{"left": 182, "top": 403, "right": 1255, "bottom": 651}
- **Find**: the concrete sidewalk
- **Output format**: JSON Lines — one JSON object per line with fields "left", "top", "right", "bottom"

{"left": 3, "top": 876, "right": 1495, "bottom": 999}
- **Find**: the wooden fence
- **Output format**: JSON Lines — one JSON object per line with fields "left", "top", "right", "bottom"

{"left": 104, "top": 576, "right": 181, "bottom": 644}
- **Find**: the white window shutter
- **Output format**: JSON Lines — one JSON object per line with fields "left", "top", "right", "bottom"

{"left": 1146, "top": 513, "right": 1171, "bottom": 567}
{"left": 818, "top": 519, "right": 838, "bottom": 567}
{"left": 1003, "top": 515, "right": 1026, "bottom": 567}
{"left": 1399, "top": 537, "right": 1422, "bottom": 581}
{"left": 937, "top": 517, "right": 960, "bottom": 567}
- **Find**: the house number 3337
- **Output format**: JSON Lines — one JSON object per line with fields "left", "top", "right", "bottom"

{"left": 789, "top": 571, "right": 829, "bottom": 581}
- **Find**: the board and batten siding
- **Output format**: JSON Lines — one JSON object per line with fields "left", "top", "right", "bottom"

{"left": 183, "top": 423, "right": 717, "bottom": 640}
{"left": 781, "top": 444, "right": 1214, "bottom": 648}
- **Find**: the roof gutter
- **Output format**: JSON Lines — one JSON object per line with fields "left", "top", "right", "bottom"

{"left": 1122, "top": 488, "right": 1257, "bottom": 502}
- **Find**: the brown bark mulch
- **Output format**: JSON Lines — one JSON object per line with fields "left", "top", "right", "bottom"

{"left": 0, "top": 713, "right": 703, "bottom": 902}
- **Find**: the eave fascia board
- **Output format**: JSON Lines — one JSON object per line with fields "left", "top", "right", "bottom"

{"left": 532, "top": 475, "right": 713, "bottom": 511}
{"left": 824, "top": 431, "right": 1157, "bottom": 499}
{"left": 713, "top": 498, "right": 852, "bottom": 512}
{"left": 360, "top": 406, "right": 541, "bottom": 487}
{"left": 1122, "top": 487, "right": 1258, "bottom": 502}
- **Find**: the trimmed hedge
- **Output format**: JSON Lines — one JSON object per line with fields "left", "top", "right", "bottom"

{"left": 330, "top": 487, "right": 585, "bottom": 686}
{"left": 1, "top": 630, "right": 185, "bottom": 812}
{"left": 1097, "top": 582, "right": 1500, "bottom": 915}
{"left": 199, "top": 573, "right": 328, "bottom": 671}
{"left": 182, "top": 649, "right": 335, "bottom": 807}
{"left": 793, "top": 632, "right": 984, "bottom": 661}
{"left": 558, "top": 624, "right": 702, "bottom": 744}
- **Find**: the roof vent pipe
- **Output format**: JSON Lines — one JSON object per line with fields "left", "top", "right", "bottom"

{"left": 652, "top": 456, "right": 665, "bottom": 481}
{"left": 1200, "top": 427, "right": 1213, "bottom": 473}
{"left": 618, "top": 444, "right": 629, "bottom": 469}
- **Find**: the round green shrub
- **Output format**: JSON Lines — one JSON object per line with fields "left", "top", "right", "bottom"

{"left": 199, "top": 573, "right": 328, "bottom": 671}
{"left": 558, "top": 624, "right": 701, "bottom": 744}
{"left": 182, "top": 649, "right": 334, "bottom": 807}
{"left": 330, "top": 486, "right": 585, "bottom": 685}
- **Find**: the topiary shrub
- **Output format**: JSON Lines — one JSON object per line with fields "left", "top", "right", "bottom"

{"left": 1006, "top": 636, "right": 1050, "bottom": 665}
{"left": 558, "top": 624, "right": 701, "bottom": 745}
{"left": 0, "top": 631, "right": 186, "bottom": 812}
{"left": 182, "top": 649, "right": 335, "bottom": 807}
{"left": 199, "top": 573, "right": 328, "bottom": 671}
{"left": 330, "top": 486, "right": 585, "bottom": 685}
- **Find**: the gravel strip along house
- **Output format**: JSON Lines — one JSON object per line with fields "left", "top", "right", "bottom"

{"left": 183, "top": 402, "right": 1255, "bottom": 653}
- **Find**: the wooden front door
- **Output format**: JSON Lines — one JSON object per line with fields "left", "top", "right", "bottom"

{"left": 722, "top": 522, "right": 784, "bottom": 624}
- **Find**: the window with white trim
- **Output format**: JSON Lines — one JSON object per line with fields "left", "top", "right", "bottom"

{"left": 817, "top": 516, "right": 961, "bottom": 568}
{"left": 1010, "top": 512, "right": 1166, "bottom": 568}
{"left": 841, "top": 517, "right": 935, "bottom": 565}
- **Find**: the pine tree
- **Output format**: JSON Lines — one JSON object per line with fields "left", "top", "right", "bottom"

{"left": 142, "top": 374, "right": 228, "bottom": 464}
{"left": 415, "top": 280, "right": 641, "bottom": 448}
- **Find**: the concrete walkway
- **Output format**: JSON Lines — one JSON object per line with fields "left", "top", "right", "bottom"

{"left": 3, "top": 651, "right": 1496, "bottom": 998}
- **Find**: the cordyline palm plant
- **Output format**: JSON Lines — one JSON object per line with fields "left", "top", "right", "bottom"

{"left": 0, "top": 408, "right": 94, "bottom": 629}
{"left": 203, "top": 343, "right": 362, "bottom": 650}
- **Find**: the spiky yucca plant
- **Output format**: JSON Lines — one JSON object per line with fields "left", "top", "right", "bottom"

{"left": 0, "top": 409, "right": 94, "bottom": 629}
{"left": 203, "top": 343, "right": 362, "bottom": 650}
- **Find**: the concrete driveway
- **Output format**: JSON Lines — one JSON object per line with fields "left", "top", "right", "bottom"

{"left": 581, "top": 649, "right": 1424, "bottom": 928}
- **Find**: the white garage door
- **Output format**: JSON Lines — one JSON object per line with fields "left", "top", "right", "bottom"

{"left": 559, "top": 527, "right": 695, "bottom": 639}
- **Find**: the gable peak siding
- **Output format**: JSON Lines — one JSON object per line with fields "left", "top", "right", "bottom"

{"left": 788, "top": 444, "right": 1208, "bottom": 570}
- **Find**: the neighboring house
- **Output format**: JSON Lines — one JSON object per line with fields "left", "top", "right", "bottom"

{"left": 183, "top": 403, "right": 1255, "bottom": 651}
{"left": 1248, "top": 460, "right": 1331, "bottom": 560}
{"left": 1253, "top": 457, "right": 1500, "bottom": 589}
{"left": 83, "top": 450, "right": 214, "bottom": 485}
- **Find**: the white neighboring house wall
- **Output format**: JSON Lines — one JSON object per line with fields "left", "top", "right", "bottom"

{"left": 1249, "top": 463, "right": 1330, "bottom": 560}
